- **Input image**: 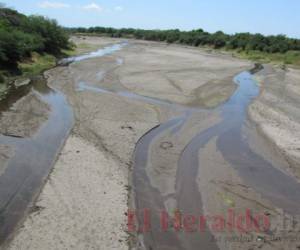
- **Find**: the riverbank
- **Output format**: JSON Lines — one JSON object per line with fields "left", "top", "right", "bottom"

{"left": 0, "top": 53, "right": 54, "bottom": 101}
{"left": 233, "top": 50, "right": 300, "bottom": 68}
{"left": 0, "top": 6, "right": 73, "bottom": 102}
{"left": 249, "top": 65, "right": 300, "bottom": 179}
{"left": 0, "top": 36, "right": 109, "bottom": 101}
{"left": 5, "top": 36, "right": 249, "bottom": 249}
{"left": 3, "top": 36, "right": 300, "bottom": 250}
{"left": 72, "top": 33, "right": 300, "bottom": 68}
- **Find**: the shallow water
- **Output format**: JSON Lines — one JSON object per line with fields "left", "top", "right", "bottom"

{"left": 218, "top": 73, "right": 300, "bottom": 215}
{"left": 59, "top": 43, "right": 127, "bottom": 65}
{"left": 63, "top": 44, "right": 300, "bottom": 249}
{"left": 0, "top": 43, "right": 127, "bottom": 245}
{"left": 1, "top": 43, "right": 300, "bottom": 249}
{"left": 133, "top": 71, "right": 300, "bottom": 250}
{"left": 0, "top": 78, "right": 74, "bottom": 244}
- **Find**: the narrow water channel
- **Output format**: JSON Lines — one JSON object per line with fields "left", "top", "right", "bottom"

{"left": 133, "top": 71, "right": 300, "bottom": 250}
{"left": 1, "top": 43, "right": 300, "bottom": 250}
{"left": 56, "top": 45, "right": 300, "bottom": 249}
{"left": 0, "top": 43, "right": 129, "bottom": 246}
{"left": 0, "top": 78, "right": 74, "bottom": 245}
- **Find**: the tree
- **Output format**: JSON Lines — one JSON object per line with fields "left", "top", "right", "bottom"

{"left": 68, "top": 26, "right": 300, "bottom": 55}
{"left": 21, "top": 15, "right": 70, "bottom": 55}
{"left": 0, "top": 6, "right": 70, "bottom": 69}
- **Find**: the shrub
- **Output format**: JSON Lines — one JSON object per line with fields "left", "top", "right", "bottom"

{"left": 0, "top": 6, "right": 70, "bottom": 70}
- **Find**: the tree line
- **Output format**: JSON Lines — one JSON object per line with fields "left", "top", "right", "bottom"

{"left": 69, "top": 27, "right": 300, "bottom": 54}
{"left": 0, "top": 6, "right": 70, "bottom": 72}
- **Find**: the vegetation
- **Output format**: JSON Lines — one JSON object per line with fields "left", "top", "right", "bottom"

{"left": 18, "top": 53, "right": 56, "bottom": 77}
{"left": 0, "top": 4, "right": 299, "bottom": 91}
{"left": 0, "top": 4, "right": 71, "bottom": 99}
{"left": 0, "top": 5, "right": 71, "bottom": 73}
{"left": 69, "top": 27, "right": 300, "bottom": 66}
{"left": 62, "top": 43, "right": 99, "bottom": 57}
{"left": 234, "top": 50, "right": 300, "bottom": 65}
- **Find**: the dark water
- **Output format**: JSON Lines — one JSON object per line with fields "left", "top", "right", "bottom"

{"left": 1, "top": 42, "right": 299, "bottom": 249}
{"left": 0, "top": 78, "right": 74, "bottom": 245}
{"left": 74, "top": 58, "right": 300, "bottom": 249}
{"left": 133, "top": 71, "right": 300, "bottom": 250}
{"left": 134, "top": 119, "right": 185, "bottom": 250}
{"left": 0, "top": 43, "right": 130, "bottom": 246}
{"left": 0, "top": 83, "right": 32, "bottom": 114}
{"left": 217, "top": 73, "right": 300, "bottom": 215}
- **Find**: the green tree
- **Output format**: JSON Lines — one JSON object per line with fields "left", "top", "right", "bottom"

{"left": 23, "top": 15, "right": 70, "bottom": 55}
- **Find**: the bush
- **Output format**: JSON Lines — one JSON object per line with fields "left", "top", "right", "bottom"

{"left": 0, "top": 6, "right": 70, "bottom": 70}
{"left": 69, "top": 26, "right": 300, "bottom": 56}
{"left": 0, "top": 28, "right": 44, "bottom": 67}
{"left": 24, "top": 15, "right": 70, "bottom": 55}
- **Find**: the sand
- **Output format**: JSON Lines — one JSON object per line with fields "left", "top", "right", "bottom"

{"left": 0, "top": 144, "right": 13, "bottom": 175}
{"left": 70, "top": 36, "right": 127, "bottom": 55}
{"left": 116, "top": 40, "right": 250, "bottom": 107}
{"left": 249, "top": 65, "right": 300, "bottom": 179}
{"left": 198, "top": 137, "right": 300, "bottom": 250}
{"left": 8, "top": 135, "right": 128, "bottom": 250}
{"left": 0, "top": 92, "right": 50, "bottom": 138}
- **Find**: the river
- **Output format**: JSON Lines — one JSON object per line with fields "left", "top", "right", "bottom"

{"left": 1, "top": 43, "right": 300, "bottom": 249}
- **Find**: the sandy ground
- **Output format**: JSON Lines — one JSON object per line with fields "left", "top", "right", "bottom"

{"left": 116, "top": 40, "right": 250, "bottom": 107}
{"left": 0, "top": 92, "right": 49, "bottom": 138}
{"left": 2, "top": 36, "right": 300, "bottom": 250}
{"left": 8, "top": 135, "right": 129, "bottom": 250}
{"left": 70, "top": 36, "right": 127, "bottom": 55}
{"left": 0, "top": 144, "right": 13, "bottom": 175}
{"left": 249, "top": 65, "right": 300, "bottom": 179}
{"left": 6, "top": 37, "right": 161, "bottom": 250}
{"left": 198, "top": 138, "right": 300, "bottom": 250}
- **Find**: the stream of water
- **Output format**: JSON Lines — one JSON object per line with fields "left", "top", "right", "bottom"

{"left": 0, "top": 43, "right": 129, "bottom": 246}
{"left": 133, "top": 71, "right": 300, "bottom": 250}
{"left": 1, "top": 43, "right": 300, "bottom": 250}
{"left": 0, "top": 78, "right": 74, "bottom": 244}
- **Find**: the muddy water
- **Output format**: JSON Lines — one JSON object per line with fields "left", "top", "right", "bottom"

{"left": 0, "top": 78, "right": 74, "bottom": 245}
{"left": 2, "top": 43, "right": 300, "bottom": 249}
{"left": 133, "top": 71, "right": 300, "bottom": 250}
{"left": 217, "top": 73, "right": 300, "bottom": 214}
{"left": 0, "top": 43, "right": 131, "bottom": 246}
{"left": 62, "top": 44, "right": 300, "bottom": 249}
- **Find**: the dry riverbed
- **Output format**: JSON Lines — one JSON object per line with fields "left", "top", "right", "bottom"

{"left": 0, "top": 36, "right": 300, "bottom": 250}
{"left": 249, "top": 65, "right": 300, "bottom": 179}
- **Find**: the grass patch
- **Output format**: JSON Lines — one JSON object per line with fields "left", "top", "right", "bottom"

{"left": 62, "top": 42, "right": 102, "bottom": 57}
{"left": 18, "top": 52, "right": 56, "bottom": 77}
{"left": 62, "top": 48, "right": 77, "bottom": 57}
{"left": 62, "top": 43, "right": 88, "bottom": 56}
{"left": 232, "top": 50, "right": 300, "bottom": 67}
{"left": 0, "top": 52, "right": 56, "bottom": 100}
{"left": 76, "top": 43, "right": 95, "bottom": 49}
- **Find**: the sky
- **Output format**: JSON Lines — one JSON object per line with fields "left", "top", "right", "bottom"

{"left": 2, "top": 0, "right": 300, "bottom": 38}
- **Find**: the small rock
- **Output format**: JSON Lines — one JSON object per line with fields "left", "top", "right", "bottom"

{"left": 160, "top": 141, "right": 173, "bottom": 150}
